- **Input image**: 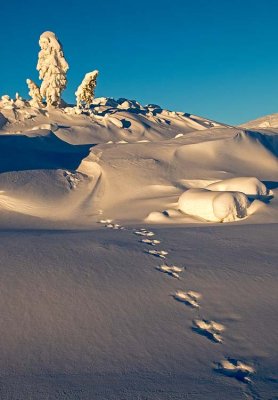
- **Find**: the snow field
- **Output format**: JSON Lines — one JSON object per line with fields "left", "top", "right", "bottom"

{"left": 98, "top": 220, "right": 257, "bottom": 389}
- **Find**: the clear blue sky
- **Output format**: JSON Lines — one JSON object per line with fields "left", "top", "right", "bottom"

{"left": 1, "top": 0, "right": 278, "bottom": 124}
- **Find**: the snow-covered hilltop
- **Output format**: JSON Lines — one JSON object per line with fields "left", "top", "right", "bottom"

{"left": 0, "top": 31, "right": 277, "bottom": 227}
{"left": 0, "top": 94, "right": 226, "bottom": 142}
{"left": 0, "top": 95, "right": 277, "bottom": 228}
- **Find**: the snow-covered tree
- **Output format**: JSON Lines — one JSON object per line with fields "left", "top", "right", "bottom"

{"left": 75, "top": 70, "right": 99, "bottom": 108}
{"left": 26, "top": 79, "right": 43, "bottom": 108}
{"left": 37, "top": 31, "right": 69, "bottom": 107}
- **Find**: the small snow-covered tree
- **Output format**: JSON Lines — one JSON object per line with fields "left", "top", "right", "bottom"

{"left": 75, "top": 70, "right": 99, "bottom": 108}
{"left": 26, "top": 79, "right": 43, "bottom": 107}
{"left": 37, "top": 31, "right": 69, "bottom": 107}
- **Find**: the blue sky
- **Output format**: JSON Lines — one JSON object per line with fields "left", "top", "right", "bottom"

{"left": 1, "top": 0, "right": 278, "bottom": 124}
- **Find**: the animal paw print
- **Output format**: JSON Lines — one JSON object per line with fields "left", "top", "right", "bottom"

{"left": 173, "top": 290, "right": 201, "bottom": 308}
{"left": 215, "top": 359, "right": 255, "bottom": 383}
{"left": 147, "top": 249, "right": 168, "bottom": 259}
{"left": 192, "top": 319, "right": 225, "bottom": 343}
{"left": 156, "top": 264, "right": 183, "bottom": 278}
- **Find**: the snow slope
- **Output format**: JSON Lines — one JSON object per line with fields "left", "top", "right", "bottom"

{"left": 0, "top": 100, "right": 277, "bottom": 226}
{"left": 0, "top": 225, "right": 277, "bottom": 399}
{"left": 0, "top": 99, "right": 277, "bottom": 398}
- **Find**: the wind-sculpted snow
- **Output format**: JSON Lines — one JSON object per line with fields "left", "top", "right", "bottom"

{"left": 0, "top": 99, "right": 277, "bottom": 226}
{"left": 178, "top": 189, "right": 250, "bottom": 222}
{"left": 206, "top": 177, "right": 270, "bottom": 197}
{"left": 0, "top": 130, "right": 92, "bottom": 173}
{"left": 0, "top": 97, "right": 225, "bottom": 144}
{"left": 0, "top": 98, "right": 276, "bottom": 399}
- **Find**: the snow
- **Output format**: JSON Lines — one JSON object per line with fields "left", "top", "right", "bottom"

{"left": 192, "top": 319, "right": 225, "bottom": 343}
{"left": 0, "top": 96, "right": 277, "bottom": 398}
{"left": 215, "top": 359, "right": 255, "bottom": 383}
{"left": 108, "top": 116, "right": 123, "bottom": 128}
{"left": 178, "top": 189, "right": 249, "bottom": 222}
{"left": 75, "top": 70, "right": 98, "bottom": 108}
{"left": 26, "top": 79, "right": 43, "bottom": 108}
{"left": 206, "top": 177, "right": 270, "bottom": 197}
{"left": 37, "top": 31, "right": 69, "bottom": 107}
{"left": 174, "top": 289, "right": 201, "bottom": 308}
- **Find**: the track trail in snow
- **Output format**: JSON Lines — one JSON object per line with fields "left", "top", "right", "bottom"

{"left": 99, "top": 219, "right": 258, "bottom": 398}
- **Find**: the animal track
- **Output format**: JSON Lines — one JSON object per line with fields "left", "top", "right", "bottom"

{"left": 105, "top": 223, "right": 125, "bottom": 230}
{"left": 215, "top": 359, "right": 255, "bottom": 383}
{"left": 134, "top": 228, "right": 155, "bottom": 237}
{"left": 174, "top": 290, "right": 201, "bottom": 308}
{"left": 192, "top": 319, "right": 225, "bottom": 343}
{"left": 99, "top": 221, "right": 251, "bottom": 388}
{"left": 140, "top": 238, "right": 161, "bottom": 245}
{"left": 98, "top": 219, "right": 125, "bottom": 230}
{"left": 99, "top": 219, "right": 113, "bottom": 224}
{"left": 156, "top": 264, "right": 183, "bottom": 278}
{"left": 147, "top": 249, "right": 168, "bottom": 259}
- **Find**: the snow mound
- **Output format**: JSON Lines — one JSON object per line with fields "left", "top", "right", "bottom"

{"left": 206, "top": 177, "right": 269, "bottom": 197}
{"left": 92, "top": 97, "right": 119, "bottom": 107}
{"left": 178, "top": 188, "right": 249, "bottom": 222}
{"left": 117, "top": 98, "right": 143, "bottom": 110}
{"left": 145, "top": 211, "right": 171, "bottom": 223}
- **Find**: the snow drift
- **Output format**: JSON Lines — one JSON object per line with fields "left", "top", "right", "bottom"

{"left": 0, "top": 99, "right": 276, "bottom": 226}
{"left": 178, "top": 189, "right": 249, "bottom": 222}
{"left": 206, "top": 177, "right": 270, "bottom": 197}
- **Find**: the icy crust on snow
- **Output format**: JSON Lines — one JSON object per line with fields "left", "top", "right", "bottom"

{"left": 178, "top": 189, "right": 250, "bottom": 222}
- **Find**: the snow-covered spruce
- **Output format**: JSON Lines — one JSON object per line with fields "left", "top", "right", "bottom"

{"left": 26, "top": 79, "right": 43, "bottom": 108}
{"left": 37, "top": 31, "right": 69, "bottom": 107}
{"left": 75, "top": 70, "right": 99, "bottom": 109}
